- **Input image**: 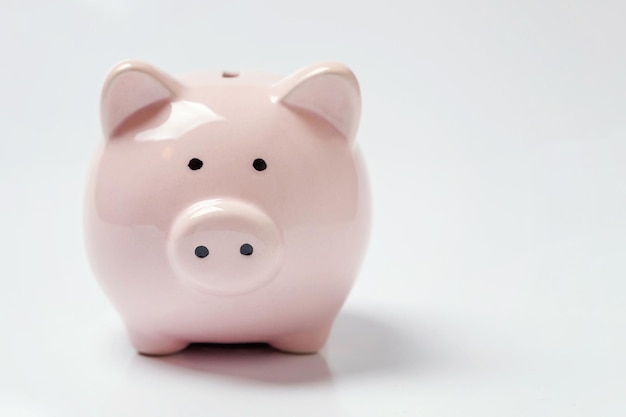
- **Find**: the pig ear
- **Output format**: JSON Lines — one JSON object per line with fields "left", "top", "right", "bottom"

{"left": 274, "top": 62, "right": 361, "bottom": 145}
{"left": 100, "top": 61, "right": 182, "bottom": 138}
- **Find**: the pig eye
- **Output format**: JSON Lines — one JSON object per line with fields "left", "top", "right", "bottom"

{"left": 253, "top": 158, "right": 267, "bottom": 171}
{"left": 188, "top": 158, "right": 203, "bottom": 170}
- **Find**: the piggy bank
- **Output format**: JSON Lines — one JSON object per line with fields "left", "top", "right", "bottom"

{"left": 84, "top": 61, "right": 370, "bottom": 355}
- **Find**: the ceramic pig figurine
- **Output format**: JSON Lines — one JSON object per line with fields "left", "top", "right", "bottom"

{"left": 84, "top": 61, "right": 370, "bottom": 355}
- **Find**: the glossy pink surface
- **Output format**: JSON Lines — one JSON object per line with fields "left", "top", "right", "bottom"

{"left": 84, "top": 61, "right": 370, "bottom": 355}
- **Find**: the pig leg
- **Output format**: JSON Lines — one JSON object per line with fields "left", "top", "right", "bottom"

{"left": 127, "top": 328, "right": 188, "bottom": 356}
{"left": 269, "top": 325, "right": 333, "bottom": 354}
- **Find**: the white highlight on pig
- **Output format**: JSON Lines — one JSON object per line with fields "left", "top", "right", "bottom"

{"left": 187, "top": 199, "right": 225, "bottom": 220}
{"left": 135, "top": 100, "right": 223, "bottom": 142}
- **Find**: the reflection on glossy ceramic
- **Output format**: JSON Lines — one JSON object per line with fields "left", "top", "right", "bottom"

{"left": 84, "top": 60, "right": 371, "bottom": 355}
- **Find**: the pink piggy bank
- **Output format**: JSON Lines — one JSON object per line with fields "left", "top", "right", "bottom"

{"left": 84, "top": 61, "right": 370, "bottom": 355}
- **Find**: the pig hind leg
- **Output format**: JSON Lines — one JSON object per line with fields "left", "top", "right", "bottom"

{"left": 269, "top": 325, "right": 333, "bottom": 354}
{"left": 127, "top": 328, "right": 189, "bottom": 356}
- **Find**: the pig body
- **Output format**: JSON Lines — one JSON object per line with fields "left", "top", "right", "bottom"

{"left": 85, "top": 61, "right": 370, "bottom": 355}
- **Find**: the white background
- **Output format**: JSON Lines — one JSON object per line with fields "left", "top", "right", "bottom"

{"left": 1, "top": 0, "right": 625, "bottom": 415}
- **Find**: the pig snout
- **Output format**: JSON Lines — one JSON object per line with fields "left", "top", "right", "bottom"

{"left": 167, "top": 199, "right": 284, "bottom": 294}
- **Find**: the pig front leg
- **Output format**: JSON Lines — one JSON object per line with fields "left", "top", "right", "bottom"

{"left": 127, "top": 328, "right": 189, "bottom": 356}
{"left": 269, "top": 324, "right": 333, "bottom": 354}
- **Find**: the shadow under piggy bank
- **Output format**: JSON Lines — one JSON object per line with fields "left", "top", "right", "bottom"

{"left": 145, "top": 311, "right": 415, "bottom": 385}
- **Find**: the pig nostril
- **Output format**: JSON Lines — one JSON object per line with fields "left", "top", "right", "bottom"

{"left": 240, "top": 243, "right": 253, "bottom": 256}
{"left": 195, "top": 246, "right": 209, "bottom": 258}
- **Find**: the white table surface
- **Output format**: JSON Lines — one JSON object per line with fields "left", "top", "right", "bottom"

{"left": 1, "top": 1, "right": 625, "bottom": 415}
